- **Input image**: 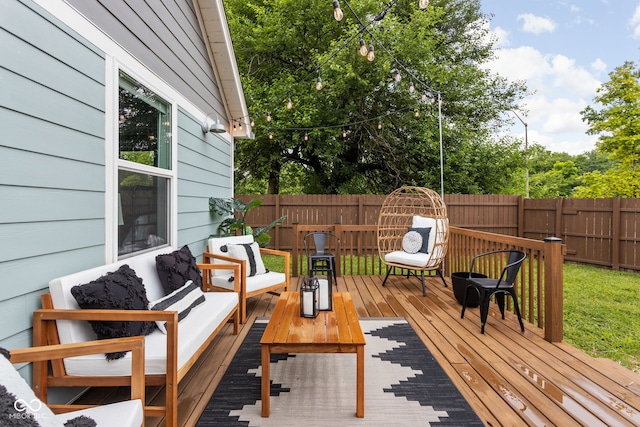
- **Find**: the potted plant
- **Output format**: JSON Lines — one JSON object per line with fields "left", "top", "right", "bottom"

{"left": 209, "top": 197, "right": 286, "bottom": 247}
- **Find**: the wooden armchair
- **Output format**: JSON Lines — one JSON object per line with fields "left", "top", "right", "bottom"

{"left": 204, "top": 235, "right": 290, "bottom": 323}
{"left": 6, "top": 336, "right": 145, "bottom": 426}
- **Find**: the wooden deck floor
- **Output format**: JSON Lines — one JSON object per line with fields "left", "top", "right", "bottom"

{"left": 99, "top": 274, "right": 640, "bottom": 426}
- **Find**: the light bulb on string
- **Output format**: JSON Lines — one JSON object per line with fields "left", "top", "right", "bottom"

{"left": 414, "top": 109, "right": 420, "bottom": 117}
{"left": 409, "top": 80, "right": 415, "bottom": 93}
{"left": 394, "top": 69, "right": 402, "bottom": 82}
{"left": 367, "top": 44, "right": 375, "bottom": 61}
{"left": 333, "top": 0, "right": 343, "bottom": 21}
{"left": 377, "top": 121, "right": 382, "bottom": 129}
{"left": 250, "top": 118, "right": 255, "bottom": 127}
{"left": 266, "top": 112, "right": 272, "bottom": 122}
{"left": 422, "top": 92, "right": 428, "bottom": 103}
{"left": 269, "top": 132, "right": 273, "bottom": 140}
{"left": 287, "top": 98, "right": 293, "bottom": 109}
{"left": 316, "top": 75, "right": 323, "bottom": 90}
{"left": 304, "top": 133, "right": 309, "bottom": 141}
{"left": 419, "top": 0, "right": 429, "bottom": 9}
{"left": 342, "top": 128, "right": 347, "bottom": 138}
{"left": 359, "top": 38, "right": 368, "bottom": 56}
{"left": 239, "top": 121, "right": 243, "bottom": 130}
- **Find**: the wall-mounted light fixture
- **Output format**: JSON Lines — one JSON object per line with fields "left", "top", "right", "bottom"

{"left": 201, "top": 113, "right": 227, "bottom": 134}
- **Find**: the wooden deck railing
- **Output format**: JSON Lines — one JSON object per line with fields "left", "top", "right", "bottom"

{"left": 291, "top": 223, "right": 566, "bottom": 342}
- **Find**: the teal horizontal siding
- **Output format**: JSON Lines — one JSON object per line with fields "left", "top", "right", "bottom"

{"left": 0, "top": 187, "right": 104, "bottom": 223}
{"left": 0, "top": 146, "right": 105, "bottom": 191}
{"left": 2, "top": 109, "right": 104, "bottom": 164}
{"left": 0, "top": 247, "right": 105, "bottom": 302}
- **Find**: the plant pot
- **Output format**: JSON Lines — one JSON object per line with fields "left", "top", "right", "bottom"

{"left": 451, "top": 272, "right": 486, "bottom": 307}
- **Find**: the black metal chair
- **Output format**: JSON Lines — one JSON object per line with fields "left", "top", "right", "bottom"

{"left": 304, "top": 232, "right": 339, "bottom": 284}
{"left": 460, "top": 249, "right": 527, "bottom": 334}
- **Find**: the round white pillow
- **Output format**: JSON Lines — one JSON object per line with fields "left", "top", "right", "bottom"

{"left": 402, "top": 231, "right": 423, "bottom": 254}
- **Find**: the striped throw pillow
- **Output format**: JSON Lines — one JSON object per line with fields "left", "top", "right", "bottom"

{"left": 148, "top": 280, "right": 205, "bottom": 334}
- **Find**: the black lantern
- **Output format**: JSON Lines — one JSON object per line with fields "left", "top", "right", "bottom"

{"left": 300, "top": 277, "right": 319, "bottom": 318}
{"left": 311, "top": 266, "right": 333, "bottom": 311}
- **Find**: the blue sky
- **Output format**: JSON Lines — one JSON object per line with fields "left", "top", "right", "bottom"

{"left": 480, "top": 0, "right": 640, "bottom": 154}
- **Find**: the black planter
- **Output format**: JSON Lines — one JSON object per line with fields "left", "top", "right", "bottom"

{"left": 451, "top": 272, "right": 486, "bottom": 307}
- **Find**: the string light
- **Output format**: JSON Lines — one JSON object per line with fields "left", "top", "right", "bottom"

{"left": 378, "top": 121, "right": 382, "bottom": 129}
{"left": 269, "top": 132, "right": 273, "bottom": 139}
{"left": 250, "top": 118, "right": 255, "bottom": 127}
{"left": 266, "top": 112, "right": 272, "bottom": 122}
{"left": 409, "top": 80, "right": 415, "bottom": 93}
{"left": 367, "top": 43, "right": 375, "bottom": 61}
{"left": 304, "top": 133, "right": 309, "bottom": 141}
{"left": 394, "top": 69, "right": 401, "bottom": 82}
{"left": 316, "top": 75, "right": 323, "bottom": 90}
{"left": 419, "top": 0, "right": 429, "bottom": 9}
{"left": 333, "top": 0, "right": 343, "bottom": 21}
{"left": 287, "top": 98, "right": 293, "bottom": 109}
{"left": 359, "top": 38, "right": 368, "bottom": 56}
{"left": 414, "top": 109, "right": 420, "bottom": 117}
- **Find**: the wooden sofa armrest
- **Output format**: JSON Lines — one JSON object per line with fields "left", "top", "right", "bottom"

{"left": 10, "top": 336, "right": 145, "bottom": 413}
{"left": 198, "top": 262, "right": 241, "bottom": 293}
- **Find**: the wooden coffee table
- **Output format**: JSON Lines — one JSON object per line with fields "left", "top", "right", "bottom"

{"left": 260, "top": 291, "right": 366, "bottom": 418}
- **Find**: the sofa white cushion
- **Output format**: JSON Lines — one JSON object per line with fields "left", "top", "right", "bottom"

{"left": 56, "top": 400, "right": 143, "bottom": 427}
{"left": 49, "top": 247, "right": 174, "bottom": 346}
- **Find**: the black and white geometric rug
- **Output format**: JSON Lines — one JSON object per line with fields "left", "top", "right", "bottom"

{"left": 197, "top": 318, "right": 483, "bottom": 426}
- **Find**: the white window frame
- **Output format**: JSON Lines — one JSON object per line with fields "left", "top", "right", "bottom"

{"left": 105, "top": 58, "right": 178, "bottom": 262}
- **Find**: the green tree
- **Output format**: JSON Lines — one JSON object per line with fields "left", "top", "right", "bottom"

{"left": 581, "top": 61, "right": 640, "bottom": 169}
{"left": 226, "top": 0, "right": 526, "bottom": 194}
{"left": 577, "top": 61, "right": 640, "bottom": 197}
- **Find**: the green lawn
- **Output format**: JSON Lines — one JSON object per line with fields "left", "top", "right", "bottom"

{"left": 563, "top": 263, "right": 640, "bottom": 372}
{"left": 264, "top": 255, "right": 640, "bottom": 372}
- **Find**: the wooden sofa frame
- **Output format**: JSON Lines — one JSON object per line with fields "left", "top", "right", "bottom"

{"left": 33, "top": 262, "right": 241, "bottom": 427}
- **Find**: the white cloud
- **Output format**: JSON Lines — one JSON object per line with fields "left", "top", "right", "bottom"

{"left": 630, "top": 4, "right": 640, "bottom": 38}
{"left": 517, "top": 13, "right": 557, "bottom": 35}
{"left": 591, "top": 58, "right": 607, "bottom": 73}
{"left": 549, "top": 55, "right": 601, "bottom": 97}
{"left": 492, "top": 26, "right": 510, "bottom": 47}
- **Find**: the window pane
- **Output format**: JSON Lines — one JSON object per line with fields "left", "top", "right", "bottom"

{"left": 119, "top": 71, "right": 171, "bottom": 169}
{"left": 118, "top": 170, "right": 169, "bottom": 256}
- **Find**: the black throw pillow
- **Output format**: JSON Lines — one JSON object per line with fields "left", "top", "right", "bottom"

{"left": 408, "top": 227, "right": 431, "bottom": 253}
{"left": 70, "top": 264, "right": 156, "bottom": 360}
{"left": 155, "top": 245, "right": 203, "bottom": 295}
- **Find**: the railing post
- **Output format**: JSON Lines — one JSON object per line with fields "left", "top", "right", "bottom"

{"left": 292, "top": 222, "right": 299, "bottom": 277}
{"left": 544, "top": 236, "right": 564, "bottom": 342}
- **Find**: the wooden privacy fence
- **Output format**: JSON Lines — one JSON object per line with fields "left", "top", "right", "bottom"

{"left": 289, "top": 223, "right": 565, "bottom": 342}
{"left": 238, "top": 194, "right": 640, "bottom": 272}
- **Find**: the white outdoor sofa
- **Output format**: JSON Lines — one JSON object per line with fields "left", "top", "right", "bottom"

{"left": 33, "top": 246, "right": 241, "bottom": 427}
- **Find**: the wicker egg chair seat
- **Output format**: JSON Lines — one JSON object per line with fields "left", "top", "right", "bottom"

{"left": 377, "top": 186, "right": 449, "bottom": 296}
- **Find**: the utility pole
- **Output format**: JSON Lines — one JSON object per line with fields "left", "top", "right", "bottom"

{"left": 511, "top": 110, "right": 529, "bottom": 198}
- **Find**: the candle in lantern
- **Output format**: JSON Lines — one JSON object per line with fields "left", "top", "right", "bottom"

{"left": 318, "top": 279, "right": 329, "bottom": 310}
{"left": 303, "top": 291, "right": 314, "bottom": 316}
